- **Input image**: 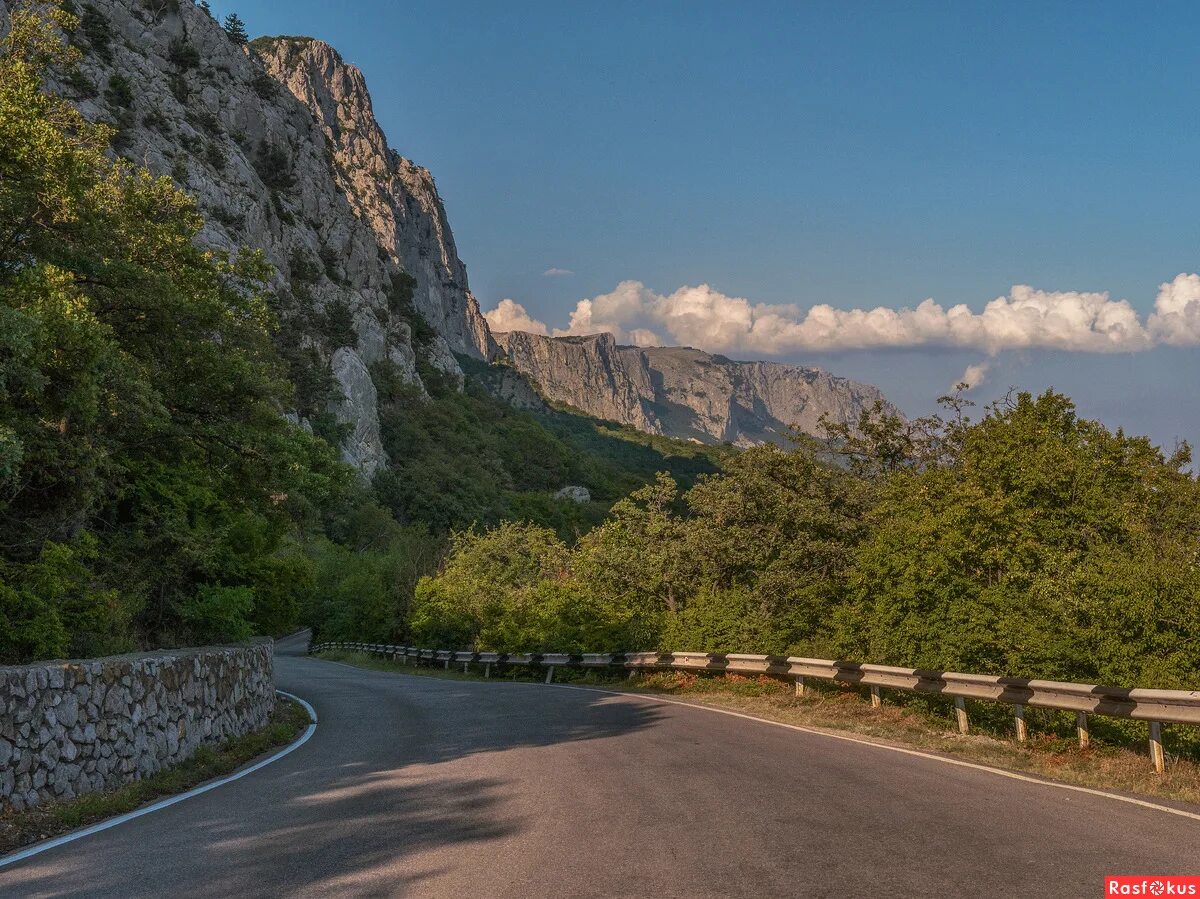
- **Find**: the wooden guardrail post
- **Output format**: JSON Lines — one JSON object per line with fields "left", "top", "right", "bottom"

{"left": 443, "top": 656, "right": 450, "bottom": 670}
{"left": 954, "top": 697, "right": 969, "bottom": 734}
{"left": 1014, "top": 704, "right": 1028, "bottom": 742}
{"left": 462, "top": 661, "right": 469, "bottom": 673}
{"left": 1076, "top": 712, "right": 1090, "bottom": 750}
{"left": 794, "top": 676, "right": 807, "bottom": 698}
{"left": 870, "top": 685, "right": 882, "bottom": 709}
{"left": 484, "top": 662, "right": 491, "bottom": 678}
{"left": 545, "top": 666, "right": 555, "bottom": 684}
{"left": 1150, "top": 722, "right": 1166, "bottom": 773}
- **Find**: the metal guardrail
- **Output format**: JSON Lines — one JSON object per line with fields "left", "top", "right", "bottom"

{"left": 309, "top": 641, "right": 1200, "bottom": 773}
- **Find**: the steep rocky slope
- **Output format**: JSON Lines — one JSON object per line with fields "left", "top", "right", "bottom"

{"left": 35, "top": 0, "right": 896, "bottom": 464}
{"left": 494, "top": 332, "right": 897, "bottom": 446}
{"left": 34, "top": 0, "right": 491, "bottom": 475}
{"left": 253, "top": 35, "right": 495, "bottom": 361}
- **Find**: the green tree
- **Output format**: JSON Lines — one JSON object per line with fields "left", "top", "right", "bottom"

{"left": 222, "top": 12, "right": 248, "bottom": 44}
{"left": 0, "top": 2, "right": 349, "bottom": 660}
{"left": 844, "top": 390, "right": 1200, "bottom": 687}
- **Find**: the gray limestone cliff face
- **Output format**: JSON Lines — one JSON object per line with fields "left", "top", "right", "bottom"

{"left": 495, "top": 332, "right": 659, "bottom": 432}
{"left": 30, "top": 0, "right": 496, "bottom": 476}
{"left": 22, "top": 0, "right": 900, "bottom": 465}
{"left": 494, "top": 332, "right": 898, "bottom": 447}
{"left": 254, "top": 36, "right": 495, "bottom": 361}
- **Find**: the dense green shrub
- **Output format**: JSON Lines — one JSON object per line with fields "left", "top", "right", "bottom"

{"left": 411, "top": 390, "right": 1200, "bottom": 690}
{"left": 167, "top": 36, "right": 200, "bottom": 70}
{"left": 0, "top": 4, "right": 357, "bottom": 661}
{"left": 255, "top": 140, "right": 295, "bottom": 189}
{"left": 76, "top": 4, "right": 111, "bottom": 62}
{"left": 410, "top": 523, "right": 632, "bottom": 652}
{"left": 104, "top": 72, "right": 132, "bottom": 107}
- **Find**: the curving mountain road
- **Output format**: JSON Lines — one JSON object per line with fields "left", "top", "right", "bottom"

{"left": 2, "top": 632, "right": 1197, "bottom": 897}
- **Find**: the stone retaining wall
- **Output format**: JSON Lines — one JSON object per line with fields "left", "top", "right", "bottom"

{"left": 0, "top": 641, "right": 275, "bottom": 812}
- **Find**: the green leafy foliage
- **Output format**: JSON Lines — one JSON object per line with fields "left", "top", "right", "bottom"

{"left": 370, "top": 360, "right": 723, "bottom": 540}
{"left": 843, "top": 391, "right": 1200, "bottom": 689}
{"left": 0, "top": 3, "right": 356, "bottom": 661}
{"left": 413, "top": 389, "right": 1200, "bottom": 692}
{"left": 410, "top": 523, "right": 635, "bottom": 651}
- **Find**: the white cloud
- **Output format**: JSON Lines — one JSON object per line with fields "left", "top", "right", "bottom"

{"left": 546, "top": 279, "right": 1181, "bottom": 355}
{"left": 485, "top": 273, "right": 1200, "bottom": 357}
{"left": 482, "top": 299, "right": 549, "bottom": 336}
{"left": 958, "top": 362, "right": 990, "bottom": 391}
{"left": 1148, "top": 273, "right": 1200, "bottom": 346}
{"left": 542, "top": 267, "right": 574, "bottom": 277}
{"left": 628, "top": 328, "right": 663, "bottom": 347}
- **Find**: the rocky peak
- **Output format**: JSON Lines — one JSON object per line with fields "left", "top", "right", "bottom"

{"left": 255, "top": 35, "right": 496, "bottom": 360}
{"left": 494, "top": 332, "right": 899, "bottom": 447}
{"left": 27, "top": 0, "right": 508, "bottom": 477}
{"left": 494, "top": 331, "right": 659, "bottom": 433}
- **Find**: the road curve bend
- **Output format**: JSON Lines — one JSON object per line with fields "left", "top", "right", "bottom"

{"left": 1, "top": 632, "right": 1197, "bottom": 897}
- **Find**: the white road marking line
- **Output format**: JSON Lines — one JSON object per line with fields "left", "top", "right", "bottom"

{"left": 314, "top": 654, "right": 1200, "bottom": 824}
{"left": 0, "top": 690, "right": 317, "bottom": 870}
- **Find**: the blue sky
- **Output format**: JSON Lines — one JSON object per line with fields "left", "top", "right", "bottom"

{"left": 217, "top": 0, "right": 1200, "bottom": 451}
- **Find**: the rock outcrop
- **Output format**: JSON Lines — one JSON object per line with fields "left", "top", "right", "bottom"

{"left": 494, "top": 332, "right": 897, "bottom": 447}
{"left": 36, "top": 0, "right": 492, "bottom": 476}
{"left": 253, "top": 36, "right": 495, "bottom": 360}
{"left": 34, "top": 0, "right": 897, "bottom": 463}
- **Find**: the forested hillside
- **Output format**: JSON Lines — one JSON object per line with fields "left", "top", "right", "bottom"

{"left": 5, "top": 1, "right": 1199, "bottom": 696}
{"left": 0, "top": 3, "right": 724, "bottom": 663}
{"left": 411, "top": 392, "right": 1200, "bottom": 691}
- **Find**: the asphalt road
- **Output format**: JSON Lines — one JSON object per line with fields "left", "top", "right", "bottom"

{"left": 2, "top": 632, "right": 1198, "bottom": 898}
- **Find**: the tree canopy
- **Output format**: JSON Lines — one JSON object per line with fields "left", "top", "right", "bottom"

{"left": 0, "top": 2, "right": 346, "bottom": 660}
{"left": 412, "top": 390, "right": 1200, "bottom": 690}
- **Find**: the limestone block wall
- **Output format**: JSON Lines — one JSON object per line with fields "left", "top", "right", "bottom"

{"left": 0, "top": 642, "right": 274, "bottom": 812}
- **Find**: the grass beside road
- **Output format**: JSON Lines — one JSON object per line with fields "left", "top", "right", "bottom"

{"left": 0, "top": 696, "right": 312, "bottom": 857}
{"left": 318, "top": 649, "right": 1200, "bottom": 809}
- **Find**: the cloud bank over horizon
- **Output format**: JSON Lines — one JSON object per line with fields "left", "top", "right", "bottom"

{"left": 482, "top": 274, "right": 1200, "bottom": 358}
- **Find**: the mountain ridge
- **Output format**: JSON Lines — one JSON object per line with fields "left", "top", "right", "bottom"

{"left": 37, "top": 0, "right": 897, "bottom": 466}
{"left": 493, "top": 331, "right": 898, "bottom": 446}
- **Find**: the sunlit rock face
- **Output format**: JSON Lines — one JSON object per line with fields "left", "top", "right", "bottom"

{"left": 30, "top": 0, "right": 896, "bottom": 465}
{"left": 494, "top": 332, "right": 898, "bottom": 447}
{"left": 254, "top": 36, "right": 496, "bottom": 362}
{"left": 39, "top": 0, "right": 494, "bottom": 475}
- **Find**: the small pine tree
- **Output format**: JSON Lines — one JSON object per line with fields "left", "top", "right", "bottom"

{"left": 197, "top": 1, "right": 213, "bottom": 19}
{"left": 222, "top": 12, "right": 248, "bottom": 44}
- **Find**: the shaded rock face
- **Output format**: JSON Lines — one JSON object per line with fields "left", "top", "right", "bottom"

{"left": 0, "top": 643, "right": 274, "bottom": 812}
{"left": 494, "top": 332, "right": 898, "bottom": 447}
{"left": 34, "top": 0, "right": 495, "bottom": 476}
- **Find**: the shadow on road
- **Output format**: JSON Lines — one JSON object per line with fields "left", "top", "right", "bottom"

{"left": 1, "top": 634, "right": 664, "bottom": 897}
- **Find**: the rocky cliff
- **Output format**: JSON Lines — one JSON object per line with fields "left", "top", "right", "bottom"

{"left": 33, "top": 0, "right": 492, "bottom": 475}
{"left": 494, "top": 332, "right": 897, "bottom": 446}
{"left": 35, "top": 0, "right": 896, "bottom": 464}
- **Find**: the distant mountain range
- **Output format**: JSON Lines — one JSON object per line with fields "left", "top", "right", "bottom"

{"left": 493, "top": 331, "right": 897, "bottom": 447}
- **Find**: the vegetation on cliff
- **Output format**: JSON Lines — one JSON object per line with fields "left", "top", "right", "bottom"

{"left": 0, "top": 3, "right": 723, "bottom": 663}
